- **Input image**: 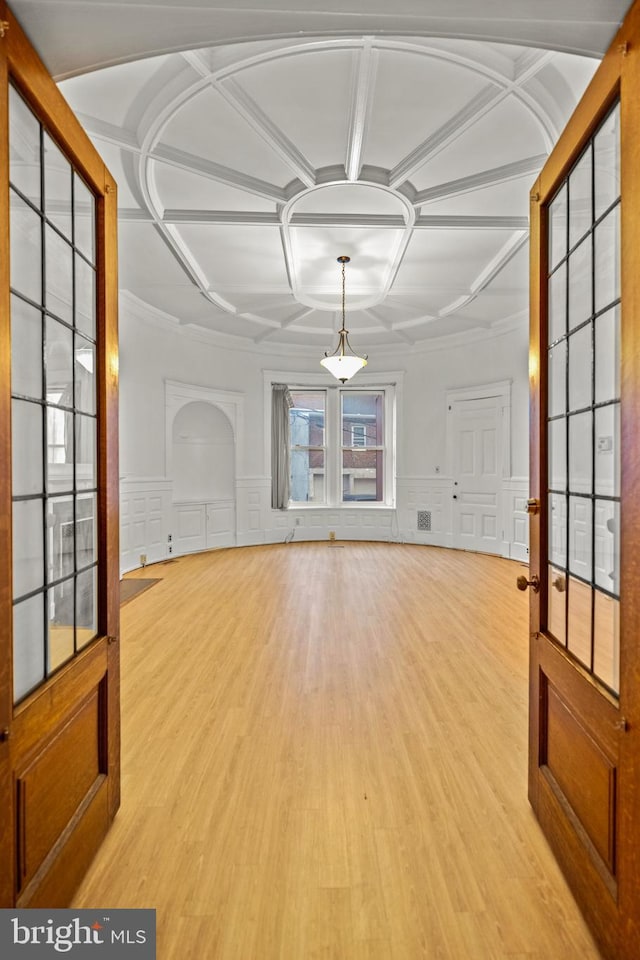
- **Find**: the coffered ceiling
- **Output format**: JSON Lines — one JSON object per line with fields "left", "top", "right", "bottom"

{"left": 16, "top": 1, "right": 624, "bottom": 353}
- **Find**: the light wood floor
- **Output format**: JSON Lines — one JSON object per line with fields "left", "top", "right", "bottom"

{"left": 73, "top": 542, "right": 602, "bottom": 959}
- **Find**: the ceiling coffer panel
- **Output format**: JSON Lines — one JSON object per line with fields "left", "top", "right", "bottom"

{"left": 59, "top": 34, "right": 600, "bottom": 348}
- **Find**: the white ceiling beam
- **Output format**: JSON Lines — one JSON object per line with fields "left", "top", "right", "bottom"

{"left": 216, "top": 76, "right": 316, "bottom": 187}
{"left": 180, "top": 49, "right": 211, "bottom": 79}
{"left": 389, "top": 84, "right": 506, "bottom": 189}
{"left": 438, "top": 229, "right": 528, "bottom": 318}
{"left": 414, "top": 153, "right": 547, "bottom": 206}
{"left": 75, "top": 112, "right": 140, "bottom": 153}
{"left": 160, "top": 209, "right": 527, "bottom": 229}
{"left": 363, "top": 308, "right": 415, "bottom": 344}
{"left": 513, "top": 48, "right": 555, "bottom": 85}
{"left": 345, "top": 39, "right": 378, "bottom": 182}
{"left": 151, "top": 142, "right": 286, "bottom": 202}
{"left": 253, "top": 306, "right": 316, "bottom": 343}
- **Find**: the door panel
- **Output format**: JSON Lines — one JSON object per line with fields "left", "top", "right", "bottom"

{"left": 528, "top": 3, "right": 640, "bottom": 956}
{"left": 451, "top": 396, "right": 502, "bottom": 554}
{"left": 0, "top": 2, "right": 119, "bottom": 907}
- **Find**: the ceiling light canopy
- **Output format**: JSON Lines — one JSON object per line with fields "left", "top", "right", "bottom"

{"left": 320, "top": 256, "right": 368, "bottom": 384}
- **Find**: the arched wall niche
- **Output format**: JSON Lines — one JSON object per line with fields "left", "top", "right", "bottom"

{"left": 165, "top": 379, "right": 245, "bottom": 494}
{"left": 171, "top": 401, "right": 235, "bottom": 503}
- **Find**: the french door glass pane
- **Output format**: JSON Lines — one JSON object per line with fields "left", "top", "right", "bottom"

{"left": 594, "top": 204, "right": 620, "bottom": 313}
{"left": 75, "top": 254, "right": 96, "bottom": 339}
{"left": 77, "top": 567, "right": 98, "bottom": 650}
{"left": 48, "top": 579, "right": 75, "bottom": 671}
{"left": 13, "top": 499, "right": 44, "bottom": 598}
{"left": 74, "top": 173, "right": 96, "bottom": 264}
{"left": 76, "top": 415, "right": 97, "bottom": 490}
{"left": 13, "top": 595, "right": 46, "bottom": 701}
{"left": 593, "top": 591, "right": 619, "bottom": 692}
{"left": 548, "top": 183, "right": 567, "bottom": 272}
{"left": 547, "top": 565, "right": 567, "bottom": 645}
{"left": 77, "top": 494, "right": 97, "bottom": 568}
{"left": 568, "top": 324, "right": 591, "bottom": 411}
{"left": 548, "top": 264, "right": 566, "bottom": 343}
{"left": 548, "top": 341, "right": 566, "bottom": 417}
{"left": 568, "top": 238, "right": 592, "bottom": 330}
{"left": 568, "top": 148, "right": 592, "bottom": 249}
{"left": 548, "top": 494, "right": 567, "bottom": 567}
{"left": 567, "top": 576, "right": 592, "bottom": 669}
{"left": 47, "top": 408, "right": 74, "bottom": 494}
{"left": 9, "top": 86, "right": 41, "bottom": 205}
{"left": 594, "top": 499, "right": 619, "bottom": 593}
{"left": 595, "top": 306, "right": 620, "bottom": 403}
{"left": 47, "top": 496, "right": 75, "bottom": 583}
{"left": 11, "top": 295, "right": 42, "bottom": 400}
{"left": 12, "top": 399, "right": 43, "bottom": 496}
{"left": 568, "top": 412, "right": 592, "bottom": 494}
{"left": 45, "top": 225, "right": 73, "bottom": 323}
{"left": 44, "top": 132, "right": 72, "bottom": 240}
{"left": 75, "top": 335, "right": 96, "bottom": 414}
{"left": 594, "top": 404, "right": 620, "bottom": 497}
{"left": 568, "top": 495, "right": 592, "bottom": 580}
{"left": 10, "top": 192, "right": 42, "bottom": 303}
{"left": 594, "top": 102, "right": 620, "bottom": 219}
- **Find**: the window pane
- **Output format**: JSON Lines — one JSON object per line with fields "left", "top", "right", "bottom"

{"left": 568, "top": 147, "right": 592, "bottom": 249}
{"left": 594, "top": 404, "right": 620, "bottom": 498}
{"left": 290, "top": 449, "right": 324, "bottom": 503}
{"left": 45, "top": 224, "right": 73, "bottom": 323}
{"left": 548, "top": 341, "right": 566, "bottom": 418}
{"left": 47, "top": 496, "right": 74, "bottom": 583}
{"left": 12, "top": 399, "right": 43, "bottom": 496}
{"left": 568, "top": 237, "right": 592, "bottom": 330}
{"left": 548, "top": 493, "right": 567, "bottom": 568}
{"left": 593, "top": 590, "right": 619, "bottom": 693}
{"left": 342, "top": 449, "right": 383, "bottom": 502}
{"left": 595, "top": 305, "right": 620, "bottom": 403}
{"left": 568, "top": 324, "right": 591, "bottom": 412}
{"left": 594, "top": 102, "right": 620, "bottom": 219}
{"left": 11, "top": 295, "right": 43, "bottom": 400}
{"left": 74, "top": 173, "right": 96, "bottom": 264}
{"left": 567, "top": 576, "right": 592, "bottom": 669}
{"left": 77, "top": 493, "right": 97, "bottom": 568}
{"left": 13, "top": 499, "right": 44, "bottom": 598}
{"left": 569, "top": 412, "right": 592, "bottom": 495}
{"left": 290, "top": 392, "right": 324, "bottom": 444}
{"left": 595, "top": 499, "right": 619, "bottom": 594}
{"left": 548, "top": 183, "right": 567, "bottom": 272}
{"left": 44, "top": 133, "right": 72, "bottom": 240}
{"left": 46, "top": 315, "right": 73, "bottom": 404}
{"left": 342, "top": 393, "right": 383, "bottom": 446}
{"left": 76, "top": 566, "right": 98, "bottom": 650}
{"left": 13, "top": 595, "right": 45, "bottom": 702}
{"left": 75, "top": 335, "right": 96, "bottom": 414}
{"left": 594, "top": 204, "right": 620, "bottom": 314}
{"left": 76, "top": 414, "right": 97, "bottom": 490}
{"left": 548, "top": 263, "right": 566, "bottom": 343}
{"left": 568, "top": 496, "right": 592, "bottom": 580}
{"left": 547, "top": 565, "right": 566, "bottom": 645}
{"left": 75, "top": 255, "right": 96, "bottom": 339}
{"left": 48, "top": 579, "right": 75, "bottom": 671}
{"left": 9, "top": 85, "right": 41, "bottom": 205}
{"left": 548, "top": 419, "right": 566, "bottom": 491}
{"left": 47, "top": 408, "right": 74, "bottom": 494}
{"left": 10, "top": 191, "right": 42, "bottom": 303}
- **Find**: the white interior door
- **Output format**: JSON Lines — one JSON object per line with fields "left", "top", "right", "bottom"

{"left": 451, "top": 396, "right": 503, "bottom": 554}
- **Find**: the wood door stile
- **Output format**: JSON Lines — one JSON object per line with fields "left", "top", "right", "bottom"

{"left": 0, "top": 1, "right": 120, "bottom": 907}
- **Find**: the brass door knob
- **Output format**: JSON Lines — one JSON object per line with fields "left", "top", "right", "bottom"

{"left": 517, "top": 574, "right": 540, "bottom": 593}
{"left": 552, "top": 576, "right": 566, "bottom": 593}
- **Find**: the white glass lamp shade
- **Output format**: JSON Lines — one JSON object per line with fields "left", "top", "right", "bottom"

{"left": 320, "top": 353, "right": 368, "bottom": 382}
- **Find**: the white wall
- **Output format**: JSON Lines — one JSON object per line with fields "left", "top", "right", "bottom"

{"left": 118, "top": 297, "right": 529, "bottom": 571}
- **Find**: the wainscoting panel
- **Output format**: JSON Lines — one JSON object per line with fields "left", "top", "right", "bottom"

{"left": 120, "top": 479, "right": 172, "bottom": 574}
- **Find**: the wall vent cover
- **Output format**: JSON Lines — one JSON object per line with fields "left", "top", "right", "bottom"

{"left": 417, "top": 510, "right": 432, "bottom": 532}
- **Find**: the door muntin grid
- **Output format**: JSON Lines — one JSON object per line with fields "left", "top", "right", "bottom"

{"left": 9, "top": 84, "right": 99, "bottom": 704}
{"left": 545, "top": 100, "right": 621, "bottom": 696}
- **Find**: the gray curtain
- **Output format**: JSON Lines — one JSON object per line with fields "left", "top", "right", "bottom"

{"left": 271, "top": 383, "right": 293, "bottom": 509}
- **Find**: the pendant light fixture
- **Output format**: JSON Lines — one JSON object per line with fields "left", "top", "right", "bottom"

{"left": 320, "top": 255, "right": 368, "bottom": 383}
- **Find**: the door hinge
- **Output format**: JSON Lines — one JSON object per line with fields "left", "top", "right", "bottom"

{"left": 0, "top": 727, "right": 9, "bottom": 742}
{"left": 526, "top": 498, "right": 540, "bottom": 515}
{"left": 0, "top": 21, "right": 9, "bottom": 38}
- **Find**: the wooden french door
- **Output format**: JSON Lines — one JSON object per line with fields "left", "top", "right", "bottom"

{"left": 0, "top": 3, "right": 119, "bottom": 906}
{"left": 527, "top": 2, "right": 640, "bottom": 957}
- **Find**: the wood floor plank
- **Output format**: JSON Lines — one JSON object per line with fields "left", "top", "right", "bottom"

{"left": 74, "top": 543, "right": 603, "bottom": 959}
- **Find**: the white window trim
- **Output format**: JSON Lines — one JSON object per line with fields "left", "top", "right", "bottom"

{"left": 264, "top": 369, "right": 403, "bottom": 509}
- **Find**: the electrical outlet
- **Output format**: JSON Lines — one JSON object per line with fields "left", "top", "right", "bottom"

{"left": 140, "top": 554, "right": 147, "bottom": 567}
{"left": 169, "top": 545, "right": 173, "bottom": 554}
{"left": 329, "top": 531, "right": 336, "bottom": 541}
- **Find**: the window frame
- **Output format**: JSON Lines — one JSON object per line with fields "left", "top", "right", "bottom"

{"left": 281, "top": 378, "right": 397, "bottom": 509}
